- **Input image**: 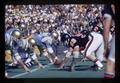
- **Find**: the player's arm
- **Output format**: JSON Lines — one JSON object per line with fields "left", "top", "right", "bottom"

{"left": 111, "top": 4, "right": 115, "bottom": 14}
{"left": 70, "top": 38, "right": 77, "bottom": 47}
{"left": 26, "top": 29, "right": 37, "bottom": 40}
{"left": 103, "top": 14, "right": 112, "bottom": 54}
{"left": 26, "top": 34, "right": 33, "bottom": 40}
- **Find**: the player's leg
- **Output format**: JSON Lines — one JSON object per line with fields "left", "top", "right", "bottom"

{"left": 42, "top": 43, "right": 53, "bottom": 63}
{"left": 47, "top": 43, "right": 61, "bottom": 64}
{"left": 70, "top": 45, "right": 80, "bottom": 71}
{"left": 5, "top": 49, "right": 18, "bottom": 67}
{"left": 44, "top": 43, "right": 55, "bottom": 63}
{"left": 84, "top": 33, "right": 97, "bottom": 61}
{"left": 14, "top": 53, "right": 30, "bottom": 72}
{"left": 33, "top": 45, "right": 41, "bottom": 58}
{"left": 103, "top": 32, "right": 113, "bottom": 61}
{"left": 84, "top": 33, "right": 103, "bottom": 69}
{"left": 104, "top": 34, "right": 115, "bottom": 78}
{"left": 96, "top": 42, "right": 104, "bottom": 62}
{"left": 31, "top": 52, "right": 44, "bottom": 68}
{"left": 47, "top": 46, "right": 57, "bottom": 63}
{"left": 59, "top": 47, "right": 73, "bottom": 69}
{"left": 43, "top": 48, "right": 53, "bottom": 63}
{"left": 90, "top": 42, "right": 104, "bottom": 70}
{"left": 8, "top": 56, "right": 18, "bottom": 67}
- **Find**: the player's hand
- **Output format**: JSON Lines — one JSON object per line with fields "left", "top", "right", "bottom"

{"left": 25, "top": 67, "right": 31, "bottom": 72}
{"left": 81, "top": 57, "right": 87, "bottom": 62}
{"left": 38, "top": 65, "right": 45, "bottom": 69}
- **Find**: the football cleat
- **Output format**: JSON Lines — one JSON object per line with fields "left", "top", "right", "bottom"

{"left": 68, "top": 66, "right": 75, "bottom": 72}
{"left": 90, "top": 64, "right": 104, "bottom": 71}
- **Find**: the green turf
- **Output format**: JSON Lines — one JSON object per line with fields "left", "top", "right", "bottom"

{"left": 8, "top": 59, "right": 104, "bottom": 78}
{"left": 6, "top": 45, "right": 104, "bottom": 78}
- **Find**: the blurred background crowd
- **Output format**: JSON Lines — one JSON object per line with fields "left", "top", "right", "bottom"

{"left": 5, "top": 4, "right": 104, "bottom": 36}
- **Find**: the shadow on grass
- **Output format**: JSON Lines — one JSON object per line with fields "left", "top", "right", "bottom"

{"left": 48, "top": 65, "right": 92, "bottom": 72}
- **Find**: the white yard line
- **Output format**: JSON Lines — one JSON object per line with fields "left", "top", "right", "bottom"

{"left": 10, "top": 63, "right": 53, "bottom": 78}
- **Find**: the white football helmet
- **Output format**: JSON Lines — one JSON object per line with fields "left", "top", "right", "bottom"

{"left": 29, "top": 38, "right": 36, "bottom": 45}
{"left": 13, "top": 30, "right": 21, "bottom": 38}
{"left": 52, "top": 32, "right": 58, "bottom": 37}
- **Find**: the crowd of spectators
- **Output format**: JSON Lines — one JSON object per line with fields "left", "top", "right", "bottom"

{"left": 5, "top": 4, "right": 104, "bottom": 35}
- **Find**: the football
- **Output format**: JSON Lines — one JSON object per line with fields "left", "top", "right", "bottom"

{"left": 54, "top": 58, "right": 62, "bottom": 65}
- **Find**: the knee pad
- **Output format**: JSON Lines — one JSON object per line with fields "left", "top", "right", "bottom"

{"left": 47, "top": 47, "right": 54, "bottom": 54}
{"left": 15, "top": 53, "right": 21, "bottom": 60}
{"left": 21, "top": 53, "right": 29, "bottom": 59}
{"left": 31, "top": 53, "right": 37, "bottom": 60}
{"left": 73, "top": 51, "right": 79, "bottom": 58}
{"left": 43, "top": 51, "right": 48, "bottom": 57}
{"left": 65, "top": 52, "right": 72, "bottom": 58}
{"left": 13, "top": 56, "right": 18, "bottom": 64}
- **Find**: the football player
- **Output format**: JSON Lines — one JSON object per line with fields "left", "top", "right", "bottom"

{"left": 5, "top": 28, "right": 30, "bottom": 72}
{"left": 17, "top": 35, "right": 44, "bottom": 69}
{"left": 59, "top": 29, "right": 82, "bottom": 71}
{"left": 103, "top": 4, "right": 115, "bottom": 78}
{"left": 41, "top": 28, "right": 60, "bottom": 64}
{"left": 83, "top": 26, "right": 104, "bottom": 70}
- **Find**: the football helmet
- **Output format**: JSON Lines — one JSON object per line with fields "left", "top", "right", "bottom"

{"left": 29, "top": 38, "right": 36, "bottom": 45}
{"left": 52, "top": 32, "right": 58, "bottom": 37}
{"left": 12, "top": 30, "right": 21, "bottom": 38}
